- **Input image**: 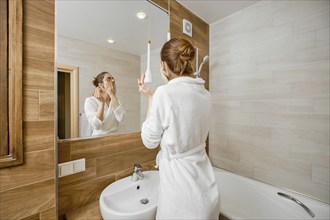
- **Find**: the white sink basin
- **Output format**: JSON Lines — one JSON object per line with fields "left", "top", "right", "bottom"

{"left": 100, "top": 170, "right": 159, "bottom": 219}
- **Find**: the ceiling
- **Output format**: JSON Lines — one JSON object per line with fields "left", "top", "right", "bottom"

{"left": 56, "top": 0, "right": 259, "bottom": 56}
{"left": 56, "top": 1, "right": 168, "bottom": 56}
{"left": 177, "top": 0, "right": 259, "bottom": 24}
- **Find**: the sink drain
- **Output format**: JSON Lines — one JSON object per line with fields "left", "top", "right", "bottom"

{"left": 140, "top": 198, "right": 149, "bottom": 204}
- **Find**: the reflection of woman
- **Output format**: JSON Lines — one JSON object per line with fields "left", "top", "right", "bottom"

{"left": 138, "top": 38, "right": 220, "bottom": 219}
{"left": 84, "top": 71, "right": 125, "bottom": 136}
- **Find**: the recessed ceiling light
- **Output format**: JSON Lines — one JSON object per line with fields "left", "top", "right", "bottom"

{"left": 137, "top": 12, "right": 147, "bottom": 20}
{"left": 107, "top": 39, "right": 115, "bottom": 44}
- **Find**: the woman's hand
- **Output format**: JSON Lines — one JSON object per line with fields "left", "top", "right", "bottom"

{"left": 138, "top": 74, "right": 154, "bottom": 97}
{"left": 93, "top": 86, "right": 107, "bottom": 102}
{"left": 106, "top": 80, "right": 117, "bottom": 97}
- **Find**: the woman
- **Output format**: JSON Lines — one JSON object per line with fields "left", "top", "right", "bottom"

{"left": 84, "top": 71, "right": 125, "bottom": 136}
{"left": 138, "top": 38, "right": 220, "bottom": 219}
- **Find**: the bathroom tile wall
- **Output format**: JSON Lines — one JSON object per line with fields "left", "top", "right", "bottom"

{"left": 0, "top": 0, "right": 56, "bottom": 219}
{"left": 57, "top": 35, "right": 141, "bottom": 134}
{"left": 210, "top": 0, "right": 329, "bottom": 203}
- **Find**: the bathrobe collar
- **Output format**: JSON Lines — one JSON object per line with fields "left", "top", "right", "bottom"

{"left": 168, "top": 76, "right": 205, "bottom": 85}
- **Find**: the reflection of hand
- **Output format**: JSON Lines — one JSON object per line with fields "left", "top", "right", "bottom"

{"left": 138, "top": 74, "right": 154, "bottom": 97}
{"left": 93, "top": 86, "right": 107, "bottom": 102}
{"left": 107, "top": 81, "right": 116, "bottom": 97}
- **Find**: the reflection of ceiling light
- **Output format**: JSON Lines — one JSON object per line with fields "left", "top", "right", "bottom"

{"left": 137, "top": 12, "right": 147, "bottom": 19}
{"left": 107, "top": 39, "right": 115, "bottom": 44}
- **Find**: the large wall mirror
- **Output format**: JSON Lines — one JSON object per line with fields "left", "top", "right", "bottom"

{"left": 56, "top": 0, "right": 169, "bottom": 141}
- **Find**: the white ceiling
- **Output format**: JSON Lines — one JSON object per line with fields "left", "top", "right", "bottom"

{"left": 56, "top": 1, "right": 168, "bottom": 56}
{"left": 177, "top": 0, "right": 259, "bottom": 24}
{"left": 56, "top": 0, "right": 259, "bottom": 56}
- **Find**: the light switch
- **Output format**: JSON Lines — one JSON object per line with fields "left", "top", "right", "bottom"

{"left": 73, "top": 158, "right": 85, "bottom": 173}
{"left": 59, "top": 162, "right": 73, "bottom": 177}
{"left": 58, "top": 158, "right": 86, "bottom": 178}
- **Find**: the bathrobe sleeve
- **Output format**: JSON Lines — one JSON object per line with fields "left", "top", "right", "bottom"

{"left": 84, "top": 97, "right": 104, "bottom": 130}
{"left": 141, "top": 87, "right": 172, "bottom": 149}
{"left": 113, "top": 99, "right": 126, "bottom": 122}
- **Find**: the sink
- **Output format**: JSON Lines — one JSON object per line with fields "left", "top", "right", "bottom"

{"left": 100, "top": 170, "right": 159, "bottom": 219}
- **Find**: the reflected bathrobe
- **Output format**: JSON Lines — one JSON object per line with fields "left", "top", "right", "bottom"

{"left": 141, "top": 77, "right": 220, "bottom": 219}
{"left": 84, "top": 96, "right": 126, "bottom": 136}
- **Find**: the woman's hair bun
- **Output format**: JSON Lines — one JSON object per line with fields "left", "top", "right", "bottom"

{"left": 179, "top": 41, "right": 195, "bottom": 62}
{"left": 160, "top": 38, "right": 196, "bottom": 75}
{"left": 92, "top": 77, "right": 98, "bottom": 87}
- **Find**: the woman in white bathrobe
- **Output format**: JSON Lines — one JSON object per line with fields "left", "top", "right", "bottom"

{"left": 138, "top": 38, "right": 220, "bottom": 219}
{"left": 84, "top": 71, "right": 125, "bottom": 136}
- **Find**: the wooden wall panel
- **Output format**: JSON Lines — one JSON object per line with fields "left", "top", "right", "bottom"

{"left": 58, "top": 132, "right": 159, "bottom": 216}
{"left": 0, "top": 0, "right": 56, "bottom": 219}
{"left": 0, "top": 179, "right": 55, "bottom": 219}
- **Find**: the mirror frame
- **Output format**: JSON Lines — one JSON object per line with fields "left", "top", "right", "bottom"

{"left": 0, "top": 0, "right": 23, "bottom": 168}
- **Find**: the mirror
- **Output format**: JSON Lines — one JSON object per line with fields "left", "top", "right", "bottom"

{"left": 56, "top": 0, "right": 169, "bottom": 140}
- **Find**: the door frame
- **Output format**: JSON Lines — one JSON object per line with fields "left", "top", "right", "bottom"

{"left": 57, "top": 64, "right": 79, "bottom": 138}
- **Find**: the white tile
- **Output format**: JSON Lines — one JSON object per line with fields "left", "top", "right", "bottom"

{"left": 274, "top": 0, "right": 329, "bottom": 26}
{"left": 293, "top": 10, "right": 330, "bottom": 35}
{"left": 314, "top": 98, "right": 330, "bottom": 115}
{"left": 316, "top": 27, "right": 330, "bottom": 46}
{"left": 312, "top": 165, "right": 330, "bottom": 186}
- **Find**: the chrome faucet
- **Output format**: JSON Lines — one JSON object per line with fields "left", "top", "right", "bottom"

{"left": 131, "top": 164, "right": 144, "bottom": 182}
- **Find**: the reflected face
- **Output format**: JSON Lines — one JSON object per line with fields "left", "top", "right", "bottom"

{"left": 102, "top": 73, "right": 115, "bottom": 90}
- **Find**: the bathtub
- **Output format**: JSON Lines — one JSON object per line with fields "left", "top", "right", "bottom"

{"left": 213, "top": 167, "right": 330, "bottom": 220}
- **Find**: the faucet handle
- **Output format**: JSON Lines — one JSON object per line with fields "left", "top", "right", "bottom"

{"left": 133, "top": 163, "right": 142, "bottom": 171}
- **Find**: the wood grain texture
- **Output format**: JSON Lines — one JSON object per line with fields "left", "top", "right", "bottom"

{"left": 69, "top": 132, "right": 146, "bottom": 160}
{"left": 0, "top": 149, "right": 55, "bottom": 192}
{"left": 58, "top": 132, "right": 159, "bottom": 215}
{"left": 210, "top": 0, "right": 329, "bottom": 203}
{"left": 39, "top": 90, "right": 54, "bottom": 121}
{"left": 40, "top": 207, "right": 56, "bottom": 220}
{"left": 65, "top": 201, "right": 102, "bottom": 220}
{"left": 24, "top": 121, "right": 54, "bottom": 152}
{"left": 96, "top": 147, "right": 159, "bottom": 177}
{"left": 0, "top": 179, "right": 55, "bottom": 220}
{"left": 0, "top": 0, "right": 8, "bottom": 157}
{"left": 0, "top": 0, "right": 56, "bottom": 219}
{"left": 58, "top": 174, "right": 115, "bottom": 215}
{"left": 23, "top": 89, "right": 39, "bottom": 121}
{"left": 0, "top": 0, "right": 24, "bottom": 168}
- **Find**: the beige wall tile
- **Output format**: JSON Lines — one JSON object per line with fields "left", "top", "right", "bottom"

{"left": 314, "top": 98, "right": 330, "bottom": 115}
{"left": 312, "top": 165, "right": 330, "bottom": 186}
{"left": 293, "top": 10, "right": 330, "bottom": 35}
{"left": 210, "top": 0, "right": 330, "bottom": 203}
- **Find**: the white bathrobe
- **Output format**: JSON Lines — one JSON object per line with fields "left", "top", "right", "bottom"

{"left": 141, "top": 76, "right": 220, "bottom": 219}
{"left": 84, "top": 96, "right": 125, "bottom": 136}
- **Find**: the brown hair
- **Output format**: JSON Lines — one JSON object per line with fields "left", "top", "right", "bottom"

{"left": 160, "top": 38, "right": 195, "bottom": 76}
{"left": 92, "top": 71, "right": 108, "bottom": 87}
